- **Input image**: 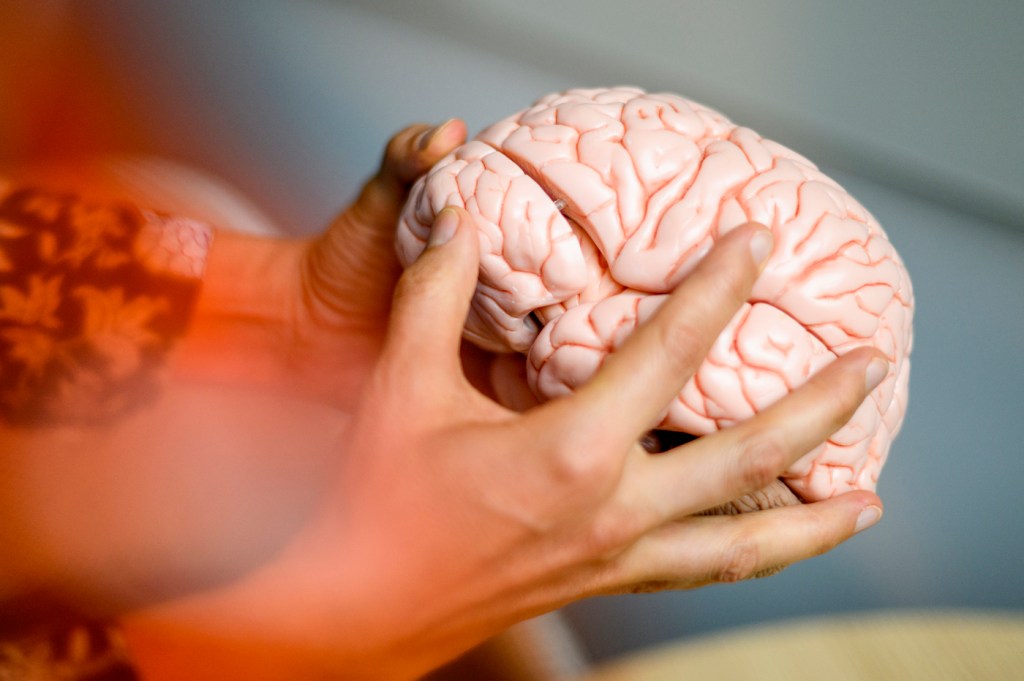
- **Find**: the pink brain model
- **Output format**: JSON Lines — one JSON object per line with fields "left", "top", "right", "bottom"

{"left": 397, "top": 87, "right": 913, "bottom": 502}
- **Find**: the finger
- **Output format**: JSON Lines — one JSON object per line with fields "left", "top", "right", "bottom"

{"left": 357, "top": 120, "right": 468, "bottom": 217}
{"left": 351, "top": 120, "right": 467, "bottom": 227}
{"left": 593, "top": 491, "right": 882, "bottom": 594}
{"left": 623, "top": 347, "right": 887, "bottom": 525}
{"left": 564, "top": 223, "right": 774, "bottom": 447}
{"left": 382, "top": 207, "right": 479, "bottom": 382}
{"left": 310, "top": 121, "right": 468, "bottom": 319}
{"left": 384, "top": 119, "right": 467, "bottom": 186}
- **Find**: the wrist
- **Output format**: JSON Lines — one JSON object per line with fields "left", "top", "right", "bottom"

{"left": 169, "top": 231, "right": 308, "bottom": 390}
{"left": 190, "top": 230, "right": 305, "bottom": 326}
{"left": 174, "top": 230, "right": 387, "bottom": 408}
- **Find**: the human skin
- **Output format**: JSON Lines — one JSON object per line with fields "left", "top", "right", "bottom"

{"left": 0, "top": 121, "right": 469, "bottom": 608}
{"left": 118, "top": 211, "right": 887, "bottom": 678}
{"left": 1, "top": 121, "right": 885, "bottom": 679}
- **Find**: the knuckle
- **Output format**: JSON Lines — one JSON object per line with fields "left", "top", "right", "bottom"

{"left": 734, "top": 433, "right": 789, "bottom": 493}
{"left": 543, "top": 414, "right": 618, "bottom": 489}
{"left": 713, "top": 536, "right": 762, "bottom": 583}
{"left": 808, "top": 513, "right": 848, "bottom": 557}
{"left": 584, "top": 510, "right": 637, "bottom": 558}
{"left": 812, "top": 367, "right": 866, "bottom": 431}
{"left": 385, "top": 127, "right": 414, "bottom": 160}
{"left": 550, "top": 441, "right": 614, "bottom": 489}
{"left": 382, "top": 125, "right": 433, "bottom": 181}
{"left": 393, "top": 258, "right": 442, "bottom": 304}
{"left": 657, "top": 316, "right": 705, "bottom": 376}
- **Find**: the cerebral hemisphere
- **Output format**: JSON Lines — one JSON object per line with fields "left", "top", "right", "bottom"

{"left": 397, "top": 87, "right": 913, "bottom": 503}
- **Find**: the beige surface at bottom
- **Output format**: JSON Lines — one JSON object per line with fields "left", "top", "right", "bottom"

{"left": 584, "top": 611, "right": 1024, "bottom": 681}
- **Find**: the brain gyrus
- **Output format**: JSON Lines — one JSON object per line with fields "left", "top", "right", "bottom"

{"left": 396, "top": 87, "right": 913, "bottom": 502}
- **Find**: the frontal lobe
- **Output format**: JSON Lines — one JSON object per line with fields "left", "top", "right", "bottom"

{"left": 396, "top": 87, "right": 913, "bottom": 502}
{"left": 396, "top": 140, "right": 594, "bottom": 352}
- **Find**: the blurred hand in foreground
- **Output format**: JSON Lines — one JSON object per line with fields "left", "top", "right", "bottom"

{"left": 121, "top": 205, "right": 887, "bottom": 680}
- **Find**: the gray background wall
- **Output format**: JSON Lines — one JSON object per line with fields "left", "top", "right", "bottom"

{"left": 79, "top": 0, "right": 1023, "bottom": 664}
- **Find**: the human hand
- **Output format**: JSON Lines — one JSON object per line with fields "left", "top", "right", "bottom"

{"left": 175, "top": 120, "right": 468, "bottom": 408}
{"left": 121, "top": 209, "right": 887, "bottom": 680}
{"left": 0, "top": 122, "right": 469, "bottom": 611}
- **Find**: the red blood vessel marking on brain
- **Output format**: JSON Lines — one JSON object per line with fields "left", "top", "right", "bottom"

{"left": 397, "top": 87, "right": 914, "bottom": 502}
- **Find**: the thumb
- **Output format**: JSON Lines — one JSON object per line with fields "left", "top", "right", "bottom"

{"left": 382, "top": 207, "right": 480, "bottom": 382}
{"left": 305, "top": 121, "right": 467, "bottom": 325}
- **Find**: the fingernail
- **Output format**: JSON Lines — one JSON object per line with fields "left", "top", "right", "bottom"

{"left": 418, "top": 119, "right": 454, "bottom": 150}
{"left": 749, "top": 229, "right": 774, "bottom": 270}
{"left": 429, "top": 207, "right": 460, "bottom": 247}
{"left": 854, "top": 505, "right": 883, "bottom": 534}
{"left": 865, "top": 357, "right": 889, "bottom": 391}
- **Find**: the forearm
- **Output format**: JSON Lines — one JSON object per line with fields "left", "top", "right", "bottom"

{"left": 168, "top": 229, "right": 307, "bottom": 389}
{"left": 0, "top": 178, "right": 215, "bottom": 678}
{"left": 0, "top": 175, "right": 363, "bottom": 679}
{"left": 172, "top": 228, "right": 385, "bottom": 408}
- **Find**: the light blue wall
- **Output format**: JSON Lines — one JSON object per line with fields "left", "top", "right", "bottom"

{"left": 83, "top": 0, "right": 1024, "bottom": 663}
{"left": 342, "top": 0, "right": 1024, "bottom": 233}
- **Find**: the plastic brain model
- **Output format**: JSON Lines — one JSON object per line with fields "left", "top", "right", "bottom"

{"left": 397, "top": 87, "right": 913, "bottom": 502}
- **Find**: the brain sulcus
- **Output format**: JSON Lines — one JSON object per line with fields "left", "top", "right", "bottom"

{"left": 397, "top": 86, "right": 913, "bottom": 503}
